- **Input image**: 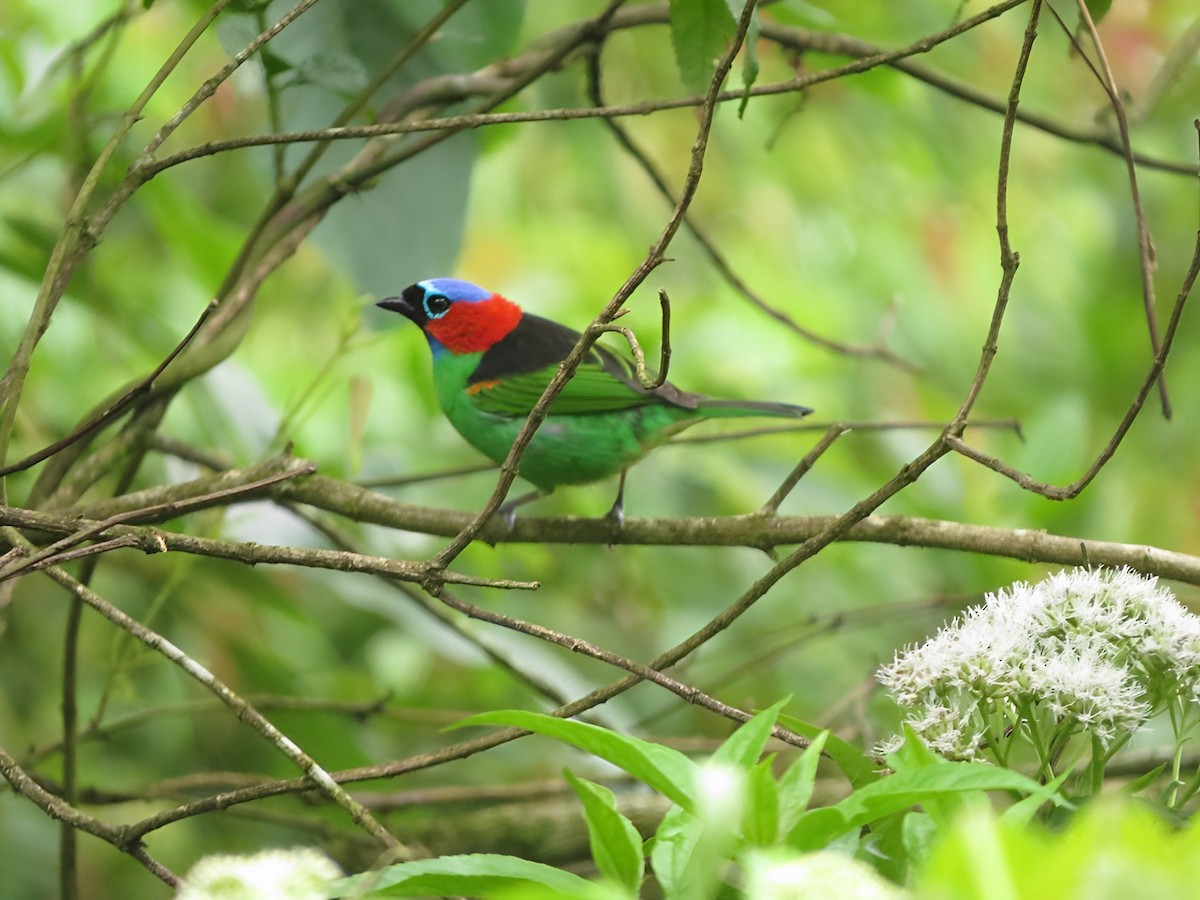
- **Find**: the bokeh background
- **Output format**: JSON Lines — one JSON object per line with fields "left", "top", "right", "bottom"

{"left": 1, "top": 0, "right": 1198, "bottom": 894}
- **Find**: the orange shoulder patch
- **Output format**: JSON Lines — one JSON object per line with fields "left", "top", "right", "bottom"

{"left": 465, "top": 379, "right": 501, "bottom": 395}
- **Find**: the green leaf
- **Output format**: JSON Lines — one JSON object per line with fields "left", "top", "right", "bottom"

{"left": 1124, "top": 762, "right": 1168, "bottom": 796}
{"left": 649, "top": 805, "right": 713, "bottom": 900}
{"left": 1083, "top": 0, "right": 1114, "bottom": 25}
{"left": 900, "top": 810, "right": 939, "bottom": 874}
{"left": 788, "top": 762, "right": 1070, "bottom": 851}
{"left": 776, "top": 730, "right": 828, "bottom": 835}
{"left": 778, "top": 714, "right": 880, "bottom": 789}
{"left": 916, "top": 799, "right": 1198, "bottom": 899}
{"left": 563, "top": 770, "right": 645, "bottom": 894}
{"left": 330, "top": 853, "right": 599, "bottom": 898}
{"left": 454, "top": 710, "right": 698, "bottom": 810}
{"left": 886, "top": 724, "right": 946, "bottom": 771}
{"left": 884, "top": 726, "right": 970, "bottom": 825}
{"left": 744, "top": 756, "right": 780, "bottom": 846}
{"left": 215, "top": 0, "right": 525, "bottom": 296}
{"left": 668, "top": 0, "right": 735, "bottom": 91}
{"left": 722, "top": 0, "right": 760, "bottom": 116}
{"left": 1000, "top": 768, "right": 1072, "bottom": 828}
{"left": 711, "top": 697, "right": 789, "bottom": 768}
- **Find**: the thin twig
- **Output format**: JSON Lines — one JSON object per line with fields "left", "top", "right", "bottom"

{"left": 139, "top": 0, "right": 321, "bottom": 160}
{"left": 0, "top": 456, "right": 315, "bottom": 581}
{"left": 135, "top": 1, "right": 1197, "bottom": 184}
{"left": 947, "top": 137, "right": 1200, "bottom": 498}
{"left": 1065, "top": 0, "right": 1169, "bottom": 417}
{"left": 0, "top": 299, "right": 219, "bottom": 479}
{"left": 0, "top": 1, "right": 233, "bottom": 485}
{"left": 27, "top": 554, "right": 410, "bottom": 854}
{"left": 0, "top": 744, "right": 180, "bottom": 888}
{"left": 673, "top": 417, "right": 1023, "bottom": 444}
{"left": 279, "top": 503, "right": 568, "bottom": 705}
{"left": 760, "top": 425, "right": 850, "bottom": 514}
{"left": 23, "top": 694, "right": 465, "bottom": 769}
{"left": 0, "top": 505, "right": 538, "bottom": 591}
{"left": 433, "top": 586, "right": 809, "bottom": 747}
{"left": 588, "top": 289, "right": 673, "bottom": 389}
{"left": 584, "top": 46, "right": 916, "bottom": 370}
{"left": 431, "top": 0, "right": 761, "bottom": 570}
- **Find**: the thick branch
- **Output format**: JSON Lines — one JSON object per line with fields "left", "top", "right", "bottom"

{"left": 16, "top": 472, "right": 1200, "bottom": 584}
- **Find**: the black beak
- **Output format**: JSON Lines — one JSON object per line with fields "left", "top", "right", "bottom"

{"left": 376, "top": 284, "right": 425, "bottom": 325}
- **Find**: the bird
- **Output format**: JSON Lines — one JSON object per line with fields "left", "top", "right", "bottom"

{"left": 377, "top": 277, "right": 813, "bottom": 521}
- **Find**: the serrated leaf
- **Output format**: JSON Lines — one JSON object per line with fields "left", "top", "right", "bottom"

{"left": 668, "top": 0, "right": 735, "bottom": 91}
{"left": 454, "top": 710, "right": 698, "bottom": 810}
{"left": 564, "top": 770, "right": 645, "bottom": 894}
{"left": 329, "top": 853, "right": 599, "bottom": 897}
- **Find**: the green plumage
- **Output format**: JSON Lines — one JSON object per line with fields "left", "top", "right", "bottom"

{"left": 433, "top": 342, "right": 805, "bottom": 492}
{"left": 378, "top": 280, "right": 812, "bottom": 498}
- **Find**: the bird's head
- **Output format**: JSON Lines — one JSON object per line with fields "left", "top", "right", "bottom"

{"left": 377, "top": 278, "right": 522, "bottom": 355}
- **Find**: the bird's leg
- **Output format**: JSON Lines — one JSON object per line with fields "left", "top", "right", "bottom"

{"left": 605, "top": 469, "right": 628, "bottom": 528}
{"left": 496, "top": 489, "right": 545, "bottom": 529}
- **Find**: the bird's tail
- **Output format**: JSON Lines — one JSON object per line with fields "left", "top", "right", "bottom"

{"left": 697, "top": 398, "right": 813, "bottom": 419}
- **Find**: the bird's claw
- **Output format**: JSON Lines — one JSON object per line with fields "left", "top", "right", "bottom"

{"left": 501, "top": 504, "right": 518, "bottom": 531}
{"left": 493, "top": 489, "right": 543, "bottom": 532}
{"left": 605, "top": 469, "right": 628, "bottom": 532}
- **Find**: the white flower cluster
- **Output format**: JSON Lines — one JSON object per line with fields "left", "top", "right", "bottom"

{"left": 877, "top": 568, "right": 1200, "bottom": 760}
{"left": 743, "top": 849, "right": 909, "bottom": 899}
{"left": 177, "top": 847, "right": 341, "bottom": 900}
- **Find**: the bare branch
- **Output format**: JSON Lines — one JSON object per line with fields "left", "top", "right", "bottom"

{"left": 431, "top": 0, "right": 762, "bottom": 569}
{"left": 22, "top": 550, "right": 410, "bottom": 854}
{"left": 0, "top": 744, "right": 179, "bottom": 887}
{"left": 1063, "top": 0, "right": 1169, "bottom": 417}
{"left": 0, "top": 505, "right": 537, "bottom": 591}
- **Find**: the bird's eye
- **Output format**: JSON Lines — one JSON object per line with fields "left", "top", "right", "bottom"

{"left": 424, "top": 294, "right": 452, "bottom": 319}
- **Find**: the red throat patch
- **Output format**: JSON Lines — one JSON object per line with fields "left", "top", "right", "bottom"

{"left": 426, "top": 294, "right": 522, "bottom": 354}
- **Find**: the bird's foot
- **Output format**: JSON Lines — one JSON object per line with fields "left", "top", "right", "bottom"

{"left": 500, "top": 505, "right": 518, "bottom": 532}
{"left": 605, "top": 470, "right": 628, "bottom": 530}
{"left": 604, "top": 496, "right": 625, "bottom": 529}
{"left": 495, "top": 489, "right": 544, "bottom": 531}
{"left": 604, "top": 471, "right": 627, "bottom": 550}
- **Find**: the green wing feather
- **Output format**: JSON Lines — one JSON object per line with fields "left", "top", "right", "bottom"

{"left": 468, "top": 351, "right": 657, "bottom": 416}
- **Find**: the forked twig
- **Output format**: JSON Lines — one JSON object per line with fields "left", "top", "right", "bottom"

{"left": 585, "top": 46, "right": 917, "bottom": 370}
{"left": 589, "top": 289, "right": 673, "bottom": 389}
{"left": 947, "top": 121, "right": 1200, "bottom": 499}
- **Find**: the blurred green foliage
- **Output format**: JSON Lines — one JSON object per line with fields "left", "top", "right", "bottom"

{"left": 1, "top": 0, "right": 1199, "bottom": 895}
